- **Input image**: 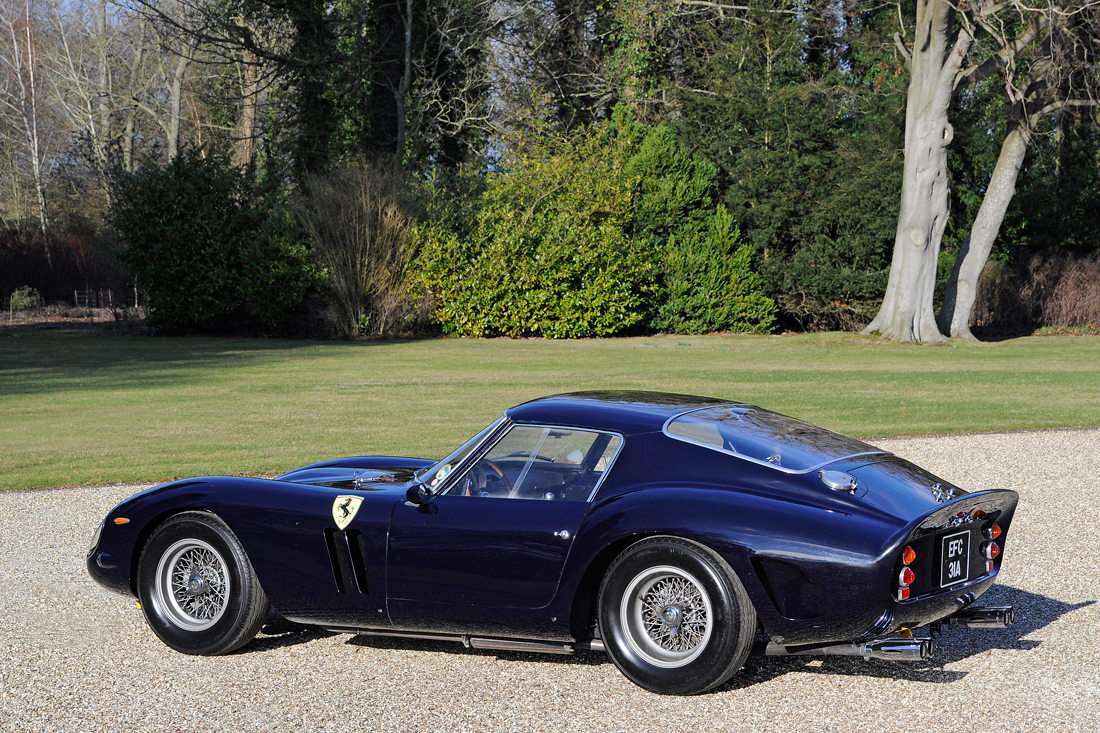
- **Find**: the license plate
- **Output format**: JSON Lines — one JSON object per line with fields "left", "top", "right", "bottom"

{"left": 940, "top": 531, "right": 970, "bottom": 587}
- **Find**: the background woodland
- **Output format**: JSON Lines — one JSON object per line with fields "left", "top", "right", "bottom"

{"left": 2, "top": 0, "right": 1099, "bottom": 338}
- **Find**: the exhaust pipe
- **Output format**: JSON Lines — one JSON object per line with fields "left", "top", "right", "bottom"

{"left": 945, "top": 605, "right": 1015, "bottom": 628}
{"left": 766, "top": 637, "right": 933, "bottom": 662}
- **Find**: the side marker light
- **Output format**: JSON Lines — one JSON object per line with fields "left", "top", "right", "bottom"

{"left": 113, "top": 517, "right": 130, "bottom": 525}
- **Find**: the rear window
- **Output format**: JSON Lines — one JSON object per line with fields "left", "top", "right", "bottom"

{"left": 665, "top": 405, "right": 882, "bottom": 472}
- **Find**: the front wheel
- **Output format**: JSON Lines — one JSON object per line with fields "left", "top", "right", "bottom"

{"left": 137, "top": 512, "right": 269, "bottom": 655}
{"left": 598, "top": 537, "right": 756, "bottom": 695}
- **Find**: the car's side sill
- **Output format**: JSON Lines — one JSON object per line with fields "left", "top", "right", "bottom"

{"left": 323, "top": 627, "right": 605, "bottom": 655}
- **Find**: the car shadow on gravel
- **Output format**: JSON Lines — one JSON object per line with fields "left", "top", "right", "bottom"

{"left": 233, "top": 616, "right": 340, "bottom": 653}
{"left": 719, "top": 583, "right": 1093, "bottom": 692}
{"left": 235, "top": 584, "right": 1094, "bottom": 688}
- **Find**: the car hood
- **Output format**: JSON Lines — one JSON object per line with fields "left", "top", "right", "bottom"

{"left": 276, "top": 456, "right": 433, "bottom": 492}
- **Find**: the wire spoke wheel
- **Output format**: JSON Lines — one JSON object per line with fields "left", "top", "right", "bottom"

{"left": 621, "top": 565, "right": 713, "bottom": 668}
{"left": 155, "top": 538, "right": 231, "bottom": 631}
{"left": 138, "top": 512, "right": 269, "bottom": 655}
{"left": 599, "top": 537, "right": 756, "bottom": 694}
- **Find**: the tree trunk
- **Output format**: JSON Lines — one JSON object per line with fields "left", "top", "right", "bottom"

{"left": 232, "top": 49, "right": 259, "bottom": 168}
{"left": 862, "top": 0, "right": 970, "bottom": 342}
{"left": 95, "top": 0, "right": 109, "bottom": 169}
{"left": 167, "top": 52, "right": 190, "bottom": 158}
{"left": 937, "top": 122, "right": 1029, "bottom": 339}
{"left": 20, "top": 0, "right": 51, "bottom": 270}
{"left": 393, "top": 0, "right": 412, "bottom": 167}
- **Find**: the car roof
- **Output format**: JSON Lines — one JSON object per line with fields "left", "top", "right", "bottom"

{"left": 506, "top": 391, "right": 741, "bottom": 435}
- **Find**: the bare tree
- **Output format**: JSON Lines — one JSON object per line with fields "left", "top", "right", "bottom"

{"left": 864, "top": 0, "right": 1100, "bottom": 342}
{"left": 0, "top": 0, "right": 53, "bottom": 268}
{"left": 295, "top": 161, "right": 416, "bottom": 337}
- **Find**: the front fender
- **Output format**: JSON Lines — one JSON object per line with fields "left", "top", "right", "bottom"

{"left": 87, "top": 477, "right": 405, "bottom": 623}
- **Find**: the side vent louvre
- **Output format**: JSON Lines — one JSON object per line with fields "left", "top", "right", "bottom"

{"left": 324, "top": 528, "right": 374, "bottom": 595}
{"left": 345, "top": 529, "right": 375, "bottom": 594}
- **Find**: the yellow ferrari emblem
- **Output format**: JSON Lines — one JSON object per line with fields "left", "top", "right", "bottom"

{"left": 332, "top": 495, "right": 364, "bottom": 529}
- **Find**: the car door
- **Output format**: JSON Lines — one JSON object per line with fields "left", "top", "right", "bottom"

{"left": 386, "top": 425, "right": 622, "bottom": 616}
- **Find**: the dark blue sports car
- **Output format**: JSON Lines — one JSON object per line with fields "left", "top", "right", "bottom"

{"left": 88, "top": 392, "right": 1018, "bottom": 694}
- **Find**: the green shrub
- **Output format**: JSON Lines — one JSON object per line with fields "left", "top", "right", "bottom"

{"left": 241, "top": 202, "right": 324, "bottom": 333}
{"left": 110, "top": 148, "right": 259, "bottom": 331}
{"left": 623, "top": 123, "right": 718, "bottom": 241}
{"left": 653, "top": 205, "right": 776, "bottom": 333}
{"left": 9, "top": 286, "right": 41, "bottom": 310}
{"left": 414, "top": 120, "right": 658, "bottom": 337}
{"left": 110, "top": 148, "right": 321, "bottom": 334}
{"left": 411, "top": 110, "right": 775, "bottom": 337}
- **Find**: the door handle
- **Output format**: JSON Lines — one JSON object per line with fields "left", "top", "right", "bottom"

{"left": 553, "top": 530, "right": 570, "bottom": 540}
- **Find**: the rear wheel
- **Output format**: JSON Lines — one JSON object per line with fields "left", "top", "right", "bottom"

{"left": 598, "top": 536, "right": 756, "bottom": 695}
{"left": 137, "top": 512, "right": 269, "bottom": 655}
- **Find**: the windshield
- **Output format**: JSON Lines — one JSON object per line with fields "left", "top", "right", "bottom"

{"left": 665, "top": 405, "right": 884, "bottom": 473}
{"left": 415, "top": 417, "right": 507, "bottom": 487}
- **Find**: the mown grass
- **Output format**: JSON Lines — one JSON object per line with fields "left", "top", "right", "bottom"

{"left": 2, "top": 329, "right": 1098, "bottom": 490}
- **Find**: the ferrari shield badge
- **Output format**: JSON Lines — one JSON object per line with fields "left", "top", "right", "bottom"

{"left": 332, "top": 495, "right": 364, "bottom": 530}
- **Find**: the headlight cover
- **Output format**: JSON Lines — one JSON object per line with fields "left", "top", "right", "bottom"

{"left": 87, "top": 521, "right": 104, "bottom": 558}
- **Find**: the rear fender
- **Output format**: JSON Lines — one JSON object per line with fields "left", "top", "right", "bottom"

{"left": 559, "top": 484, "right": 906, "bottom": 645}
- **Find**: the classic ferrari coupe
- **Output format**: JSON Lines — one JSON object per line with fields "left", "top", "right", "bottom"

{"left": 88, "top": 391, "right": 1017, "bottom": 695}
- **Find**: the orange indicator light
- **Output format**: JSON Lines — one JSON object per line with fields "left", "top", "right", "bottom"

{"left": 113, "top": 517, "right": 130, "bottom": 525}
{"left": 984, "top": 523, "right": 1002, "bottom": 540}
{"left": 902, "top": 546, "right": 916, "bottom": 565}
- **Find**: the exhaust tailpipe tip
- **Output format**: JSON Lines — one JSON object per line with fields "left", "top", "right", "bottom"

{"left": 947, "top": 605, "right": 1015, "bottom": 628}
{"left": 864, "top": 638, "right": 934, "bottom": 662}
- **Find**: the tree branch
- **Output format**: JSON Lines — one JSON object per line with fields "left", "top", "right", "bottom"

{"left": 894, "top": 32, "right": 912, "bottom": 64}
{"left": 954, "top": 14, "right": 1049, "bottom": 89}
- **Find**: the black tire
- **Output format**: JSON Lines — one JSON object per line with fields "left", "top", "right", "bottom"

{"left": 137, "top": 511, "right": 270, "bottom": 655}
{"left": 598, "top": 536, "right": 756, "bottom": 695}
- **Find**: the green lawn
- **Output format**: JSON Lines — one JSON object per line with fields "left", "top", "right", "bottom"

{"left": 2, "top": 329, "right": 1098, "bottom": 490}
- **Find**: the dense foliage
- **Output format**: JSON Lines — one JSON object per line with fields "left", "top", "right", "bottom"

{"left": 6, "top": 0, "right": 1098, "bottom": 337}
{"left": 109, "top": 149, "right": 320, "bottom": 333}
{"left": 413, "top": 112, "right": 776, "bottom": 337}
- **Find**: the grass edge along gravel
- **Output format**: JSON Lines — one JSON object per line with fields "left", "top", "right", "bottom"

{"left": 2, "top": 328, "right": 1098, "bottom": 490}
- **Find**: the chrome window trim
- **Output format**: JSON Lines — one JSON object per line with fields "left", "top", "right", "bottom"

{"left": 661, "top": 406, "right": 891, "bottom": 475}
{"left": 426, "top": 416, "right": 511, "bottom": 492}
{"left": 436, "top": 423, "right": 625, "bottom": 503}
{"left": 586, "top": 429, "right": 625, "bottom": 503}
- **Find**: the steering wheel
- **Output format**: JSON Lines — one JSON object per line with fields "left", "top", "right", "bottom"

{"left": 479, "top": 459, "right": 512, "bottom": 492}
{"left": 457, "top": 457, "right": 508, "bottom": 497}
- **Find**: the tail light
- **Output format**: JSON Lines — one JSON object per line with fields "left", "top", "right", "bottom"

{"left": 896, "top": 547, "right": 917, "bottom": 601}
{"left": 981, "top": 542, "right": 1001, "bottom": 560}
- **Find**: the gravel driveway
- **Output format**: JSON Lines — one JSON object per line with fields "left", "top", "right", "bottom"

{"left": 2, "top": 429, "right": 1098, "bottom": 732}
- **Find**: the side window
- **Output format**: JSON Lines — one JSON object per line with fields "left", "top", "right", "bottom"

{"left": 446, "top": 426, "right": 621, "bottom": 501}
